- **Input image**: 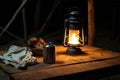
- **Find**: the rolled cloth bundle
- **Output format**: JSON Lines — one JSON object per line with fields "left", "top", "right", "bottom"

{"left": 0, "top": 45, "right": 37, "bottom": 69}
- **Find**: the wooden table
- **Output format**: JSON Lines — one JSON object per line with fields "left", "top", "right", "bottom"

{"left": 0, "top": 45, "right": 120, "bottom": 80}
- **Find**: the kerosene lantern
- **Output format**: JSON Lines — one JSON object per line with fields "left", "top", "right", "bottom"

{"left": 63, "top": 8, "right": 85, "bottom": 54}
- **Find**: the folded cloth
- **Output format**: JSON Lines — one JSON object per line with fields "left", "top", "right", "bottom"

{"left": 0, "top": 45, "right": 37, "bottom": 69}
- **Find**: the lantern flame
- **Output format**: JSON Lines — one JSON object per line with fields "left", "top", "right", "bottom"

{"left": 68, "top": 33, "right": 80, "bottom": 45}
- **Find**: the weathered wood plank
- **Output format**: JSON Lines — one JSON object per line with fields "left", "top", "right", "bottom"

{"left": 0, "top": 69, "right": 10, "bottom": 80}
{"left": 0, "top": 45, "right": 120, "bottom": 75}
{"left": 11, "top": 57, "right": 120, "bottom": 80}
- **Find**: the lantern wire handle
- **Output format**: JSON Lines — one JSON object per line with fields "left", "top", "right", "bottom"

{"left": 63, "top": 28, "right": 67, "bottom": 46}
{"left": 81, "top": 27, "right": 85, "bottom": 46}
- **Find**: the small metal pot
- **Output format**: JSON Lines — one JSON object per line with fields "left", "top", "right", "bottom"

{"left": 43, "top": 42, "right": 55, "bottom": 64}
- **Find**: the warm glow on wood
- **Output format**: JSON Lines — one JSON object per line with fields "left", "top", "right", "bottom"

{"left": 68, "top": 30, "right": 80, "bottom": 45}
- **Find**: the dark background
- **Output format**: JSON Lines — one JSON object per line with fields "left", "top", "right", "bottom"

{"left": 0, "top": 1, "right": 120, "bottom": 79}
{"left": 0, "top": 0, "right": 120, "bottom": 51}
